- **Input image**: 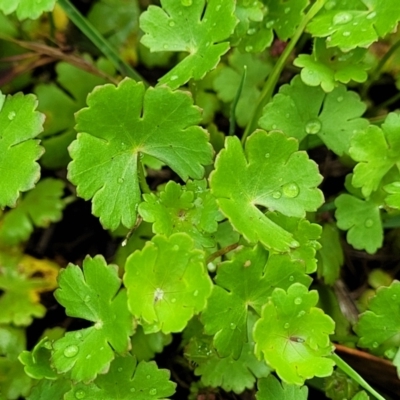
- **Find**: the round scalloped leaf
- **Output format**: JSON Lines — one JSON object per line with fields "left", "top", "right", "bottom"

{"left": 355, "top": 281, "right": 400, "bottom": 351}
{"left": 259, "top": 75, "right": 368, "bottom": 156}
{"left": 253, "top": 283, "right": 335, "bottom": 385}
{"left": 307, "top": 1, "right": 400, "bottom": 52}
{"left": 256, "top": 375, "right": 308, "bottom": 400}
{"left": 124, "top": 233, "right": 213, "bottom": 333}
{"left": 52, "top": 255, "right": 134, "bottom": 382}
{"left": 68, "top": 78, "right": 213, "bottom": 230}
{"left": 140, "top": 0, "right": 237, "bottom": 89}
{"left": 64, "top": 355, "right": 176, "bottom": 399}
{"left": 0, "top": 0, "right": 56, "bottom": 20}
{"left": 0, "top": 91, "right": 44, "bottom": 208}
{"left": 26, "top": 378, "right": 70, "bottom": 400}
{"left": 210, "top": 130, "right": 323, "bottom": 252}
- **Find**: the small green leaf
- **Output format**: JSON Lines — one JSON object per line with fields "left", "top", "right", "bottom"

{"left": 384, "top": 181, "right": 400, "bottom": 209}
{"left": 138, "top": 180, "right": 223, "bottom": 249}
{"left": 0, "top": 91, "right": 44, "bottom": 208}
{"left": 259, "top": 75, "right": 368, "bottom": 156}
{"left": 140, "top": 0, "right": 237, "bottom": 89}
{"left": 64, "top": 355, "right": 176, "bottom": 399}
{"left": 124, "top": 233, "right": 213, "bottom": 333}
{"left": 0, "top": 178, "right": 66, "bottom": 246}
{"left": 324, "top": 369, "right": 363, "bottom": 400}
{"left": 256, "top": 374, "right": 308, "bottom": 400}
{"left": 335, "top": 194, "right": 383, "bottom": 254}
{"left": 53, "top": 255, "right": 134, "bottom": 382}
{"left": 202, "top": 245, "right": 311, "bottom": 358}
{"left": 26, "top": 378, "right": 70, "bottom": 400}
{"left": 350, "top": 113, "right": 400, "bottom": 197}
{"left": 254, "top": 283, "right": 335, "bottom": 385}
{"left": 68, "top": 78, "right": 213, "bottom": 230}
{"left": 0, "top": 0, "right": 56, "bottom": 20}
{"left": 210, "top": 130, "right": 323, "bottom": 252}
{"left": 294, "top": 38, "right": 369, "bottom": 92}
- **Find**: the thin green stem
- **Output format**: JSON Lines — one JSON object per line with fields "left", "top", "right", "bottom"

{"left": 58, "top": 0, "right": 147, "bottom": 84}
{"left": 138, "top": 156, "right": 151, "bottom": 194}
{"left": 229, "top": 65, "right": 247, "bottom": 136}
{"left": 241, "top": 0, "right": 326, "bottom": 144}
{"left": 361, "top": 38, "right": 400, "bottom": 99}
{"left": 330, "top": 353, "right": 386, "bottom": 400}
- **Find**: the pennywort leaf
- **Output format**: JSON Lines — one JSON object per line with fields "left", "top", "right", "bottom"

{"left": 68, "top": 78, "right": 213, "bottom": 230}
{"left": 0, "top": 0, "right": 56, "bottom": 20}
{"left": 256, "top": 374, "right": 308, "bottom": 400}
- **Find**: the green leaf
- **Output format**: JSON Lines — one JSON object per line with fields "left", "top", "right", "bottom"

{"left": 350, "top": 113, "right": 400, "bottom": 197}
{"left": 64, "top": 355, "right": 176, "bottom": 399}
{"left": 259, "top": 75, "right": 368, "bottom": 156}
{"left": 294, "top": 38, "right": 369, "bottom": 92}
{"left": 68, "top": 78, "right": 213, "bottom": 230}
{"left": 317, "top": 223, "right": 344, "bottom": 285}
{"left": 254, "top": 283, "right": 335, "bottom": 385}
{"left": 0, "top": 178, "right": 65, "bottom": 246}
{"left": 307, "top": 1, "right": 400, "bottom": 51}
{"left": 138, "top": 180, "right": 223, "bottom": 249}
{"left": 324, "top": 369, "right": 363, "bottom": 400}
{"left": 335, "top": 194, "right": 383, "bottom": 254}
{"left": 52, "top": 255, "right": 134, "bottom": 382}
{"left": 256, "top": 375, "right": 308, "bottom": 400}
{"left": 202, "top": 245, "right": 311, "bottom": 358}
{"left": 267, "top": 212, "right": 322, "bottom": 273}
{"left": 210, "top": 130, "right": 323, "bottom": 252}
{"left": 124, "top": 233, "right": 213, "bottom": 333}
{"left": 140, "top": 0, "right": 237, "bottom": 89}
{"left": 263, "top": 0, "right": 309, "bottom": 40}
{"left": 213, "top": 49, "right": 272, "bottom": 127}
{"left": 26, "top": 378, "right": 70, "bottom": 400}
{"left": 35, "top": 58, "right": 114, "bottom": 169}
{"left": 384, "top": 181, "right": 400, "bottom": 209}
{"left": 131, "top": 326, "right": 172, "bottom": 362}
{"left": 0, "top": 0, "right": 56, "bottom": 20}
{"left": 185, "top": 315, "right": 270, "bottom": 394}
{"left": 355, "top": 281, "right": 400, "bottom": 352}
{"left": 0, "top": 91, "right": 44, "bottom": 208}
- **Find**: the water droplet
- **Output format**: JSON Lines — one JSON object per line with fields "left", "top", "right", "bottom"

{"left": 392, "top": 294, "right": 397, "bottom": 300}
{"left": 272, "top": 124, "right": 277, "bottom": 129}
{"left": 244, "top": 260, "right": 251, "bottom": 267}
{"left": 63, "top": 345, "right": 79, "bottom": 358}
{"left": 305, "top": 118, "right": 322, "bottom": 134}
{"left": 181, "top": 0, "right": 192, "bottom": 6}
{"left": 149, "top": 388, "right": 157, "bottom": 395}
{"left": 247, "top": 28, "right": 256, "bottom": 35}
{"left": 75, "top": 390, "right": 86, "bottom": 399}
{"left": 163, "top": 44, "right": 168, "bottom": 49}
{"left": 337, "top": 96, "right": 343, "bottom": 102}
{"left": 265, "top": 20, "right": 274, "bottom": 29}
{"left": 297, "top": 310, "right": 306, "bottom": 317}
{"left": 170, "top": 75, "right": 178, "bottom": 81}
{"left": 245, "top": 45, "right": 253, "bottom": 52}
{"left": 84, "top": 295, "right": 90, "bottom": 302}
{"left": 193, "top": 290, "right": 199, "bottom": 297}
{"left": 7, "top": 111, "right": 15, "bottom": 120}
{"left": 342, "top": 31, "right": 350, "bottom": 37}
{"left": 117, "top": 367, "right": 123, "bottom": 372}
{"left": 265, "top": 153, "right": 270, "bottom": 158}
{"left": 333, "top": 12, "right": 353, "bottom": 25}
{"left": 284, "top": 7, "right": 290, "bottom": 13}
{"left": 367, "top": 11, "right": 376, "bottom": 19}
{"left": 324, "top": 0, "right": 336, "bottom": 10}
{"left": 372, "top": 342, "right": 379, "bottom": 348}
{"left": 284, "top": 323, "right": 290, "bottom": 329}
{"left": 171, "top": 298, "right": 176, "bottom": 303}
{"left": 282, "top": 182, "right": 300, "bottom": 198}
{"left": 146, "top": 374, "right": 151, "bottom": 379}
{"left": 117, "top": 177, "right": 124, "bottom": 184}
{"left": 327, "top": 36, "right": 332, "bottom": 42}
{"left": 172, "top": 244, "right": 179, "bottom": 251}
{"left": 75, "top": 332, "right": 83, "bottom": 340}
{"left": 294, "top": 297, "right": 302, "bottom": 305}
{"left": 272, "top": 191, "right": 282, "bottom": 199}
{"left": 230, "top": 323, "right": 236, "bottom": 330}
{"left": 130, "top": 387, "right": 136, "bottom": 393}
{"left": 289, "top": 275, "right": 294, "bottom": 282}
{"left": 168, "top": 21, "right": 175, "bottom": 27}
{"left": 364, "top": 218, "right": 373, "bottom": 228}
{"left": 216, "top": 5, "right": 221, "bottom": 11}
{"left": 86, "top": 354, "right": 91, "bottom": 359}
{"left": 43, "top": 341, "right": 52, "bottom": 349}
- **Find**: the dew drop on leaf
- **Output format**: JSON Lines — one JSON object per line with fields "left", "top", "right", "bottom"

{"left": 337, "top": 96, "right": 344, "bottom": 102}
{"left": 282, "top": 182, "right": 300, "bottom": 198}
{"left": 171, "top": 298, "right": 176, "bottom": 303}
{"left": 75, "top": 390, "right": 86, "bottom": 399}
{"left": 289, "top": 275, "right": 294, "bottom": 282}
{"left": 297, "top": 310, "right": 306, "bottom": 317}
{"left": 63, "top": 344, "right": 79, "bottom": 358}
{"left": 149, "top": 388, "right": 157, "bottom": 395}
{"left": 391, "top": 294, "right": 397, "bottom": 300}
{"left": 193, "top": 290, "right": 199, "bottom": 297}
{"left": 181, "top": 0, "right": 192, "bottom": 6}
{"left": 324, "top": 0, "right": 336, "bottom": 10}
{"left": 294, "top": 297, "right": 302, "bottom": 305}
{"left": 216, "top": 5, "right": 221, "bottom": 11}
{"left": 230, "top": 323, "right": 236, "bottom": 330}
{"left": 118, "top": 367, "right": 123, "bottom": 372}
{"left": 367, "top": 11, "right": 376, "bottom": 19}
{"left": 146, "top": 374, "right": 151, "bottom": 379}
{"left": 265, "top": 20, "right": 274, "bottom": 29}
{"left": 172, "top": 244, "right": 179, "bottom": 251}
{"left": 364, "top": 218, "right": 373, "bottom": 228}
{"left": 265, "top": 153, "right": 270, "bottom": 158}
{"left": 284, "top": 323, "right": 290, "bottom": 329}
{"left": 117, "top": 178, "right": 124, "bottom": 184}
{"left": 272, "top": 190, "right": 282, "bottom": 199}
{"left": 43, "top": 341, "right": 52, "bottom": 349}
{"left": 372, "top": 342, "right": 379, "bottom": 348}
{"left": 284, "top": 7, "right": 290, "bottom": 14}
{"left": 75, "top": 332, "right": 83, "bottom": 340}
{"left": 245, "top": 45, "right": 253, "bottom": 52}
{"left": 169, "top": 21, "right": 175, "bottom": 27}
{"left": 247, "top": 28, "right": 256, "bottom": 35}
{"left": 130, "top": 388, "right": 136, "bottom": 393}
{"left": 305, "top": 118, "right": 322, "bottom": 134}
{"left": 332, "top": 12, "right": 353, "bottom": 25}
{"left": 84, "top": 295, "right": 90, "bottom": 302}
{"left": 272, "top": 124, "right": 277, "bottom": 129}
{"left": 342, "top": 31, "right": 351, "bottom": 37}
{"left": 86, "top": 354, "right": 91, "bottom": 359}
{"left": 170, "top": 75, "right": 178, "bottom": 81}
{"left": 7, "top": 111, "right": 16, "bottom": 120}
